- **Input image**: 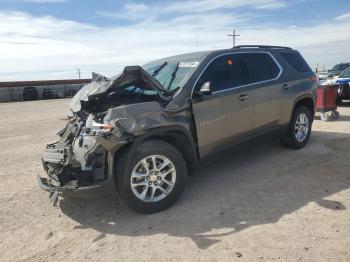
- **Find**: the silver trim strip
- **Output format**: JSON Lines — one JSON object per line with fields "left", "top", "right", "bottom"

{"left": 191, "top": 51, "right": 283, "bottom": 96}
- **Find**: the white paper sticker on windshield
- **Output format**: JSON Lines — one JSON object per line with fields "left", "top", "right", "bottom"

{"left": 179, "top": 62, "right": 199, "bottom": 68}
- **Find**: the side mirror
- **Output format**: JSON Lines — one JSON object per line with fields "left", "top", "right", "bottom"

{"left": 197, "top": 82, "right": 212, "bottom": 96}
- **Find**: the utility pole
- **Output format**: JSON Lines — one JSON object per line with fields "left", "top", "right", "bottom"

{"left": 227, "top": 29, "right": 240, "bottom": 48}
{"left": 77, "top": 68, "right": 81, "bottom": 79}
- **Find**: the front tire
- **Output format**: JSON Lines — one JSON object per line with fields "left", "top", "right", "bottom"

{"left": 281, "top": 106, "right": 312, "bottom": 149}
{"left": 115, "top": 140, "right": 187, "bottom": 214}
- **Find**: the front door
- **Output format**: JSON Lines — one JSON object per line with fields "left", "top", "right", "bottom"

{"left": 192, "top": 54, "right": 253, "bottom": 157}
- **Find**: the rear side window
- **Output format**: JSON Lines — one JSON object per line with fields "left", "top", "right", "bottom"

{"left": 199, "top": 54, "right": 244, "bottom": 92}
{"left": 279, "top": 52, "right": 311, "bottom": 73}
{"left": 239, "top": 53, "right": 280, "bottom": 84}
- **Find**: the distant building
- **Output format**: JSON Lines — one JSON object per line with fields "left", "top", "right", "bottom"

{"left": 0, "top": 79, "right": 91, "bottom": 102}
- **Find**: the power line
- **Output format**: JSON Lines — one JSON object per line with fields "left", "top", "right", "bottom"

{"left": 227, "top": 29, "right": 240, "bottom": 48}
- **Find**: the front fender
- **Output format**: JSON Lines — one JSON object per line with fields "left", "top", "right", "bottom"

{"left": 101, "top": 101, "right": 196, "bottom": 178}
{"left": 106, "top": 125, "right": 198, "bottom": 179}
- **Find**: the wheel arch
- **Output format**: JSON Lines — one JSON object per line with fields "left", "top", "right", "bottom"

{"left": 291, "top": 95, "right": 316, "bottom": 121}
{"left": 111, "top": 126, "right": 198, "bottom": 177}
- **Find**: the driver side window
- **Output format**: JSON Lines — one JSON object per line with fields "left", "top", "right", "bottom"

{"left": 197, "top": 54, "right": 244, "bottom": 93}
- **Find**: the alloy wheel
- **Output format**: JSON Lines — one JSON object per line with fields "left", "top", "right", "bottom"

{"left": 294, "top": 112, "right": 309, "bottom": 143}
{"left": 130, "top": 155, "right": 176, "bottom": 202}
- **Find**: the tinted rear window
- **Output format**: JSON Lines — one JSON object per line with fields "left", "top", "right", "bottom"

{"left": 279, "top": 52, "right": 311, "bottom": 73}
{"left": 239, "top": 53, "right": 280, "bottom": 84}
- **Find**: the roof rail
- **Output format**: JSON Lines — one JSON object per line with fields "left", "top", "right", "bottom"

{"left": 234, "top": 45, "right": 292, "bottom": 50}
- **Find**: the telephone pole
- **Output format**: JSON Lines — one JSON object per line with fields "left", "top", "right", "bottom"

{"left": 77, "top": 68, "right": 81, "bottom": 79}
{"left": 227, "top": 29, "right": 240, "bottom": 48}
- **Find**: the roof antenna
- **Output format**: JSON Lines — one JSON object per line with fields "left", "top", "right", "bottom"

{"left": 227, "top": 28, "right": 240, "bottom": 48}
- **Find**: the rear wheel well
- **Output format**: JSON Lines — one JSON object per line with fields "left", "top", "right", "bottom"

{"left": 293, "top": 97, "right": 315, "bottom": 119}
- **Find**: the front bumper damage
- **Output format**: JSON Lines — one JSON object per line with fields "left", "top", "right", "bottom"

{"left": 37, "top": 145, "right": 104, "bottom": 206}
{"left": 39, "top": 157, "right": 102, "bottom": 205}
{"left": 37, "top": 175, "right": 101, "bottom": 205}
{"left": 38, "top": 117, "right": 123, "bottom": 205}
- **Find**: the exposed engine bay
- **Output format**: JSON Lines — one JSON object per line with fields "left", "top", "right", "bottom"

{"left": 41, "top": 115, "right": 108, "bottom": 191}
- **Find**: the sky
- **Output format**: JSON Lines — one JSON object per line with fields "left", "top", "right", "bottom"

{"left": 0, "top": 0, "right": 350, "bottom": 81}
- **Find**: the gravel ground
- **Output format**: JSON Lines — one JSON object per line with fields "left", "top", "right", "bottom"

{"left": 0, "top": 99, "right": 350, "bottom": 262}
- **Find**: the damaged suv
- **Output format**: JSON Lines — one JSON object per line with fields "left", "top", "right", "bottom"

{"left": 39, "top": 45, "right": 317, "bottom": 213}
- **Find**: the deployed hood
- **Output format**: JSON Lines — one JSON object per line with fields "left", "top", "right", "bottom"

{"left": 70, "top": 66, "right": 170, "bottom": 113}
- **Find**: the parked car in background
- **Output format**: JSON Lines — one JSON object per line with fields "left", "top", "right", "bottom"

{"left": 42, "top": 88, "right": 58, "bottom": 99}
{"left": 336, "top": 66, "right": 350, "bottom": 104}
{"left": 39, "top": 45, "right": 317, "bottom": 213}
{"left": 317, "top": 71, "right": 331, "bottom": 84}
{"left": 318, "top": 63, "right": 350, "bottom": 85}
{"left": 328, "top": 63, "right": 350, "bottom": 77}
{"left": 23, "top": 87, "right": 39, "bottom": 101}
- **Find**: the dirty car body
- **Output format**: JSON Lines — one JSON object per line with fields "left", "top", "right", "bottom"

{"left": 39, "top": 46, "right": 317, "bottom": 212}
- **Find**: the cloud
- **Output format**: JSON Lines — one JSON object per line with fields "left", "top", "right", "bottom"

{"left": 164, "top": 0, "right": 287, "bottom": 12}
{"left": 0, "top": 4, "right": 350, "bottom": 81}
{"left": 335, "top": 12, "right": 350, "bottom": 21}
{"left": 98, "top": 2, "right": 150, "bottom": 20}
{"left": 124, "top": 3, "right": 149, "bottom": 13}
{"left": 98, "top": 0, "right": 286, "bottom": 21}
{"left": 253, "top": 1, "right": 286, "bottom": 10}
{"left": 3, "top": 0, "right": 66, "bottom": 3}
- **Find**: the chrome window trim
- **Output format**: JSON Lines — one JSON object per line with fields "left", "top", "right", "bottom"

{"left": 191, "top": 51, "right": 283, "bottom": 96}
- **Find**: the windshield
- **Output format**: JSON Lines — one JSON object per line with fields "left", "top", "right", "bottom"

{"left": 339, "top": 66, "right": 350, "bottom": 78}
{"left": 143, "top": 61, "right": 199, "bottom": 92}
{"left": 70, "top": 52, "right": 206, "bottom": 112}
{"left": 332, "top": 64, "right": 350, "bottom": 71}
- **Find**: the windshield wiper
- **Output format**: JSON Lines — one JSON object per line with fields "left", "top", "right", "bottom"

{"left": 166, "top": 62, "right": 180, "bottom": 91}
{"left": 152, "top": 61, "right": 167, "bottom": 77}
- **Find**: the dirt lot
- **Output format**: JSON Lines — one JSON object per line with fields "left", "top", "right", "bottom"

{"left": 0, "top": 99, "right": 350, "bottom": 262}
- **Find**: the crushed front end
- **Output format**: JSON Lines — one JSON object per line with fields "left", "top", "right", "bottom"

{"left": 38, "top": 66, "right": 173, "bottom": 205}
{"left": 38, "top": 64, "right": 190, "bottom": 205}
{"left": 39, "top": 113, "right": 114, "bottom": 205}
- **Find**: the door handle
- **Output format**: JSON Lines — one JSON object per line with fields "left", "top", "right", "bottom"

{"left": 238, "top": 94, "right": 249, "bottom": 101}
{"left": 282, "top": 83, "right": 290, "bottom": 90}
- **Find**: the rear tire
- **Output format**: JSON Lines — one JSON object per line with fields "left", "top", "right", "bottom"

{"left": 115, "top": 140, "right": 187, "bottom": 214}
{"left": 281, "top": 106, "right": 312, "bottom": 149}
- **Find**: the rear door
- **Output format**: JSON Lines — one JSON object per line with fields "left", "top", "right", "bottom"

{"left": 239, "top": 52, "right": 283, "bottom": 130}
{"left": 191, "top": 54, "right": 253, "bottom": 157}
